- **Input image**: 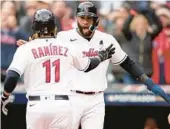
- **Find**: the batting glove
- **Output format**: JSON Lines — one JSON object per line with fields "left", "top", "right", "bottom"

{"left": 1, "top": 93, "right": 13, "bottom": 115}
{"left": 145, "top": 78, "right": 170, "bottom": 103}
{"left": 99, "top": 44, "right": 115, "bottom": 62}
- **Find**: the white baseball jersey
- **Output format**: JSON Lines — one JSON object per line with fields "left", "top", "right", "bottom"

{"left": 58, "top": 29, "right": 127, "bottom": 92}
{"left": 7, "top": 38, "right": 90, "bottom": 96}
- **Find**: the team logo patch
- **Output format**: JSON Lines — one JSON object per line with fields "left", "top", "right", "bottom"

{"left": 84, "top": 5, "right": 88, "bottom": 12}
{"left": 99, "top": 40, "right": 104, "bottom": 50}
{"left": 83, "top": 48, "right": 98, "bottom": 57}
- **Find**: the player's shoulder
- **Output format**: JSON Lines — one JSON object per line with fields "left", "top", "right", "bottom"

{"left": 95, "top": 30, "right": 115, "bottom": 40}
{"left": 19, "top": 39, "right": 42, "bottom": 50}
{"left": 57, "top": 29, "right": 78, "bottom": 42}
{"left": 58, "top": 29, "right": 76, "bottom": 37}
{"left": 18, "top": 41, "right": 31, "bottom": 50}
{"left": 15, "top": 41, "right": 32, "bottom": 55}
{"left": 95, "top": 30, "right": 116, "bottom": 42}
{"left": 25, "top": 39, "right": 40, "bottom": 47}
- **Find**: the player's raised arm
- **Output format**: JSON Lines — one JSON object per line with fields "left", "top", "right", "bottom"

{"left": 71, "top": 44, "right": 115, "bottom": 72}
{"left": 1, "top": 45, "right": 28, "bottom": 115}
{"left": 109, "top": 36, "right": 170, "bottom": 103}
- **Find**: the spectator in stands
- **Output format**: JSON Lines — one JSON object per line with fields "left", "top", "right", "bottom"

{"left": 60, "top": 2, "right": 75, "bottom": 31}
{"left": 20, "top": 0, "right": 52, "bottom": 36}
{"left": 111, "top": 16, "right": 128, "bottom": 83}
{"left": 51, "top": 1, "right": 78, "bottom": 31}
{"left": 152, "top": 6, "right": 170, "bottom": 84}
{"left": 51, "top": 1, "right": 67, "bottom": 32}
{"left": 103, "top": 4, "right": 130, "bottom": 35}
{"left": 150, "top": 1, "right": 166, "bottom": 10}
{"left": 1, "top": 1, "right": 17, "bottom": 16}
{"left": 143, "top": 117, "right": 159, "bottom": 129}
{"left": 104, "top": 5, "right": 130, "bottom": 83}
{"left": 20, "top": 1, "right": 37, "bottom": 36}
{"left": 1, "top": 8, "right": 28, "bottom": 81}
{"left": 108, "top": 6, "right": 130, "bottom": 41}
{"left": 121, "top": 7, "right": 162, "bottom": 84}
{"left": 36, "top": 0, "right": 51, "bottom": 10}
{"left": 1, "top": 1, "right": 22, "bottom": 24}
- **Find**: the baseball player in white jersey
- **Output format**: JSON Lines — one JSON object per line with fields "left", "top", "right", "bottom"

{"left": 16, "top": 2, "right": 170, "bottom": 129}
{"left": 1, "top": 9, "right": 116, "bottom": 129}
{"left": 58, "top": 30, "right": 125, "bottom": 129}
{"left": 57, "top": 4, "right": 126, "bottom": 129}
{"left": 57, "top": 2, "right": 170, "bottom": 129}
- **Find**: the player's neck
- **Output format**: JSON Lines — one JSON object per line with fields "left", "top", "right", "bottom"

{"left": 76, "top": 28, "right": 94, "bottom": 41}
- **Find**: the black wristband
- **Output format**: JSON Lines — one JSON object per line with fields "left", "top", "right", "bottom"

{"left": 4, "top": 70, "right": 20, "bottom": 93}
{"left": 84, "top": 57, "right": 101, "bottom": 72}
{"left": 120, "top": 56, "right": 144, "bottom": 78}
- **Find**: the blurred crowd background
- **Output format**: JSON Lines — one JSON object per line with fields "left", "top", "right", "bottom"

{"left": 1, "top": 0, "right": 170, "bottom": 86}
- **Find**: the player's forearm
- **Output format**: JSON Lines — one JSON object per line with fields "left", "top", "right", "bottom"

{"left": 120, "top": 56, "right": 170, "bottom": 103}
{"left": 84, "top": 57, "right": 101, "bottom": 72}
{"left": 119, "top": 56, "right": 144, "bottom": 79}
{"left": 3, "top": 70, "right": 20, "bottom": 96}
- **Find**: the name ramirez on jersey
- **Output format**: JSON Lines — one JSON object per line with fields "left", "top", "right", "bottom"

{"left": 31, "top": 44, "right": 68, "bottom": 59}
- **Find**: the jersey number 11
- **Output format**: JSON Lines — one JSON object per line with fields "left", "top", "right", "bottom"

{"left": 43, "top": 59, "right": 60, "bottom": 83}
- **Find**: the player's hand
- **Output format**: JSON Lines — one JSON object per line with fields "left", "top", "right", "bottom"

{"left": 1, "top": 93, "right": 13, "bottom": 116}
{"left": 99, "top": 44, "right": 115, "bottom": 62}
{"left": 16, "top": 37, "right": 32, "bottom": 47}
{"left": 168, "top": 114, "right": 170, "bottom": 124}
{"left": 16, "top": 39, "right": 28, "bottom": 46}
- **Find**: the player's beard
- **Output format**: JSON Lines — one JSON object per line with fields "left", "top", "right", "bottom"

{"left": 77, "top": 23, "right": 92, "bottom": 38}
